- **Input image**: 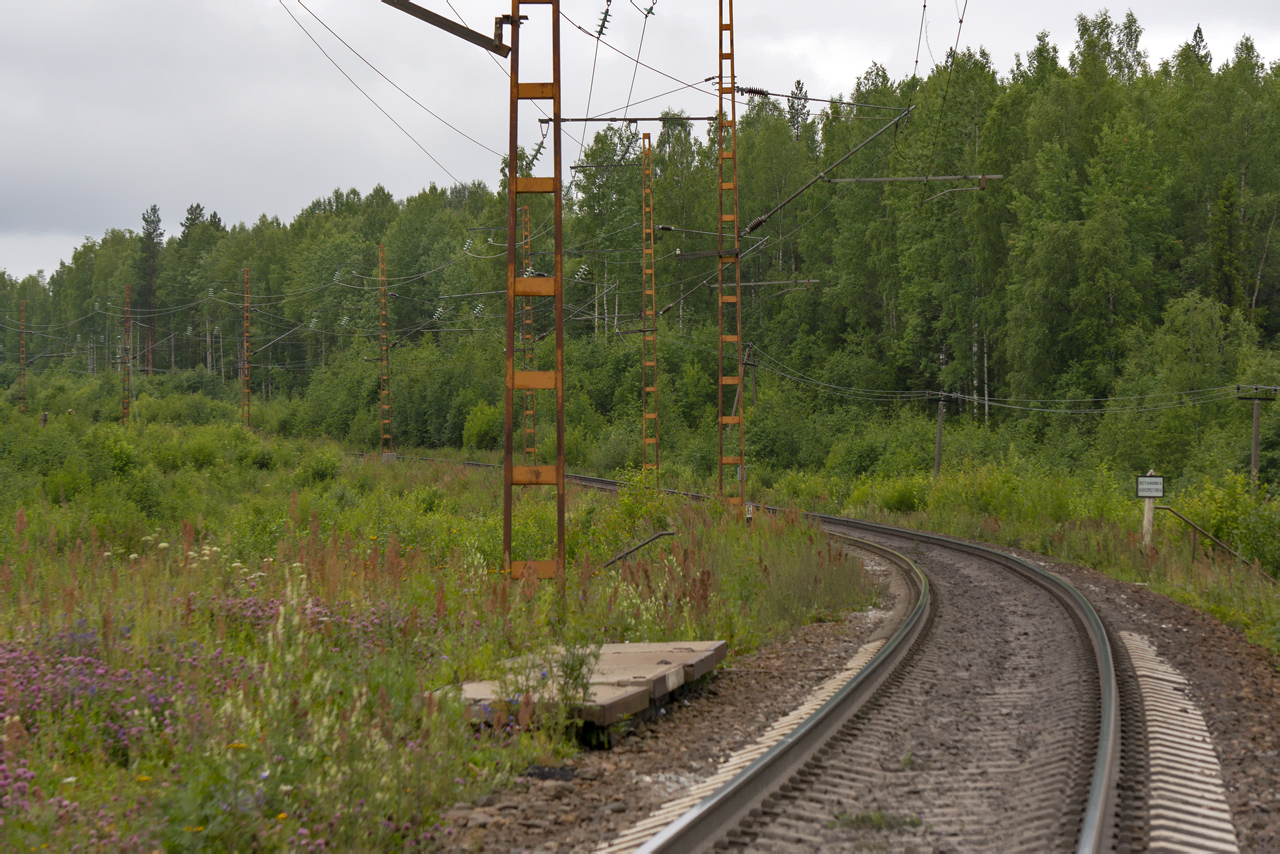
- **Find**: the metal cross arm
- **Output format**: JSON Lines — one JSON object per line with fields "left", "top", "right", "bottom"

{"left": 381, "top": 0, "right": 513, "bottom": 57}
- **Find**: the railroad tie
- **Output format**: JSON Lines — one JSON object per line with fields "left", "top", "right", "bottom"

{"left": 594, "top": 640, "right": 886, "bottom": 854}
{"left": 1119, "top": 631, "right": 1240, "bottom": 854}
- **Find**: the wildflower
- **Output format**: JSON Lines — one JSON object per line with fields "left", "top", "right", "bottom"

{"left": 136, "top": 775, "right": 151, "bottom": 783}
{"left": 61, "top": 776, "right": 77, "bottom": 785}
{"left": 129, "top": 554, "right": 139, "bottom": 561}
{"left": 158, "top": 542, "right": 170, "bottom": 550}
{"left": 184, "top": 826, "right": 205, "bottom": 832}
{"left": 277, "top": 812, "right": 288, "bottom": 821}
{"left": 227, "top": 742, "right": 248, "bottom": 750}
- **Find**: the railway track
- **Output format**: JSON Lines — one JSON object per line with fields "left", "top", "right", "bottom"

{"left": 355, "top": 457, "right": 1243, "bottom": 850}
{"left": 623, "top": 515, "right": 1118, "bottom": 854}
{"left": 368, "top": 462, "right": 1118, "bottom": 849}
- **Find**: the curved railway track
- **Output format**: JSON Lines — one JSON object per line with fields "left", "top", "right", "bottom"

{"left": 621, "top": 515, "right": 1118, "bottom": 854}
{"left": 354, "top": 459, "right": 1126, "bottom": 849}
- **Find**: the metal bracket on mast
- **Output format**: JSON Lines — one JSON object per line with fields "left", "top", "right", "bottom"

{"left": 381, "top": 0, "right": 512, "bottom": 56}
{"left": 385, "top": 0, "right": 564, "bottom": 584}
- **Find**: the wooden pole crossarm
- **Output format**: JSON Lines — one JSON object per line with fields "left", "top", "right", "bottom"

{"left": 1235, "top": 384, "right": 1278, "bottom": 401}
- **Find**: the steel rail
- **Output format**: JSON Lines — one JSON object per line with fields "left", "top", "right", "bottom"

{"left": 563, "top": 472, "right": 1117, "bottom": 854}
{"left": 804, "top": 513, "right": 1120, "bottom": 854}
{"left": 346, "top": 456, "right": 1117, "bottom": 852}
{"left": 637, "top": 535, "right": 930, "bottom": 853}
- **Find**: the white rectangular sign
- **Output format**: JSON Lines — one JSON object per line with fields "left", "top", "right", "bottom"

{"left": 1136, "top": 475, "right": 1164, "bottom": 499}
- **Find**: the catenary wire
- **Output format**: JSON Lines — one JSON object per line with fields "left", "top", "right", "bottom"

{"left": 296, "top": 0, "right": 501, "bottom": 157}
{"left": 278, "top": 0, "right": 462, "bottom": 184}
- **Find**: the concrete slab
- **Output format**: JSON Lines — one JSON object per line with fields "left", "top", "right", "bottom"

{"left": 455, "top": 640, "right": 727, "bottom": 728}
{"left": 598, "top": 641, "right": 726, "bottom": 683}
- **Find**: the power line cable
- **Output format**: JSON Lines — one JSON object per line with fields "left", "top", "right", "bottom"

{"left": 623, "top": 1, "right": 656, "bottom": 119}
{"left": 278, "top": 0, "right": 462, "bottom": 184}
{"left": 925, "top": 0, "right": 970, "bottom": 175}
{"left": 296, "top": 1, "right": 501, "bottom": 158}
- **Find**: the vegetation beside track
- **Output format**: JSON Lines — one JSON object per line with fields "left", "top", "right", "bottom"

{"left": 0, "top": 415, "right": 876, "bottom": 850}
{"left": 760, "top": 462, "right": 1280, "bottom": 660}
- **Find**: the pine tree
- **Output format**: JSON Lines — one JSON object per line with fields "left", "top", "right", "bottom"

{"left": 787, "top": 80, "right": 810, "bottom": 140}
{"left": 137, "top": 205, "right": 164, "bottom": 374}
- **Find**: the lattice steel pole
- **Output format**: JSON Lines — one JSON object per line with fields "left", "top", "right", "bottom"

{"left": 716, "top": 0, "right": 745, "bottom": 505}
{"left": 17, "top": 300, "right": 26, "bottom": 415}
{"left": 122, "top": 284, "right": 132, "bottom": 426}
{"left": 379, "top": 244, "right": 394, "bottom": 461}
{"left": 241, "top": 267, "right": 251, "bottom": 429}
{"left": 640, "top": 133, "right": 659, "bottom": 485}
{"left": 505, "top": 0, "right": 564, "bottom": 581}
{"left": 521, "top": 203, "right": 536, "bottom": 464}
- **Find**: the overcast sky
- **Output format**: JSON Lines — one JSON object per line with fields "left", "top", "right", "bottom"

{"left": 2, "top": 0, "right": 1278, "bottom": 281}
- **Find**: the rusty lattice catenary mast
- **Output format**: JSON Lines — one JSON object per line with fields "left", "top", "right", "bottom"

{"left": 640, "top": 133, "right": 659, "bottom": 484}
{"left": 717, "top": 0, "right": 745, "bottom": 505}
{"left": 504, "top": 0, "right": 565, "bottom": 580}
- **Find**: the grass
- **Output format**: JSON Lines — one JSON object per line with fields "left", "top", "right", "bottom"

{"left": 760, "top": 462, "right": 1280, "bottom": 661}
{"left": 0, "top": 428, "right": 880, "bottom": 851}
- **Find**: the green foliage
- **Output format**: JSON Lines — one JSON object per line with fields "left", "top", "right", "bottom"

{"left": 0, "top": 450, "right": 875, "bottom": 849}
{"left": 462, "top": 400, "right": 503, "bottom": 451}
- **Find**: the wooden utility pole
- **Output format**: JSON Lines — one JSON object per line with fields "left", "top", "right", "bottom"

{"left": 240, "top": 268, "right": 252, "bottom": 428}
{"left": 17, "top": 300, "right": 26, "bottom": 415}
{"left": 1237, "top": 385, "right": 1277, "bottom": 494}
{"left": 934, "top": 395, "right": 945, "bottom": 478}
{"left": 379, "top": 245, "right": 394, "bottom": 461}
{"left": 122, "top": 285, "right": 132, "bottom": 426}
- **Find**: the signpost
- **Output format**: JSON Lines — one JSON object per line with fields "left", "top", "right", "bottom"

{"left": 1137, "top": 471, "right": 1163, "bottom": 549}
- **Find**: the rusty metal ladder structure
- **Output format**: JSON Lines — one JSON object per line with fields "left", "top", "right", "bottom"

{"left": 122, "top": 284, "right": 132, "bottom": 426}
{"left": 505, "top": 0, "right": 564, "bottom": 581}
{"left": 379, "top": 244, "right": 394, "bottom": 461}
{"left": 716, "top": 0, "right": 745, "bottom": 505}
{"left": 241, "top": 267, "right": 251, "bottom": 429}
{"left": 521, "top": 203, "right": 537, "bottom": 464}
{"left": 640, "top": 133, "right": 660, "bottom": 484}
{"left": 17, "top": 300, "right": 26, "bottom": 415}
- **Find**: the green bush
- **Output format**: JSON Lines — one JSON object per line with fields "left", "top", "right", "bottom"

{"left": 298, "top": 448, "right": 342, "bottom": 485}
{"left": 462, "top": 400, "right": 502, "bottom": 451}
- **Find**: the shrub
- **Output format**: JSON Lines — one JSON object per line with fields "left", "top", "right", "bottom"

{"left": 298, "top": 448, "right": 342, "bottom": 486}
{"left": 462, "top": 401, "right": 502, "bottom": 451}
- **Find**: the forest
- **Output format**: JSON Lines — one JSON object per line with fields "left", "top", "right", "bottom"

{"left": 0, "top": 11, "right": 1278, "bottom": 847}
{"left": 3, "top": 10, "right": 1278, "bottom": 496}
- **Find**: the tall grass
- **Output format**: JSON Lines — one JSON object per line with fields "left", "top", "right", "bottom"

{"left": 0, "top": 439, "right": 878, "bottom": 850}
{"left": 760, "top": 461, "right": 1280, "bottom": 658}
